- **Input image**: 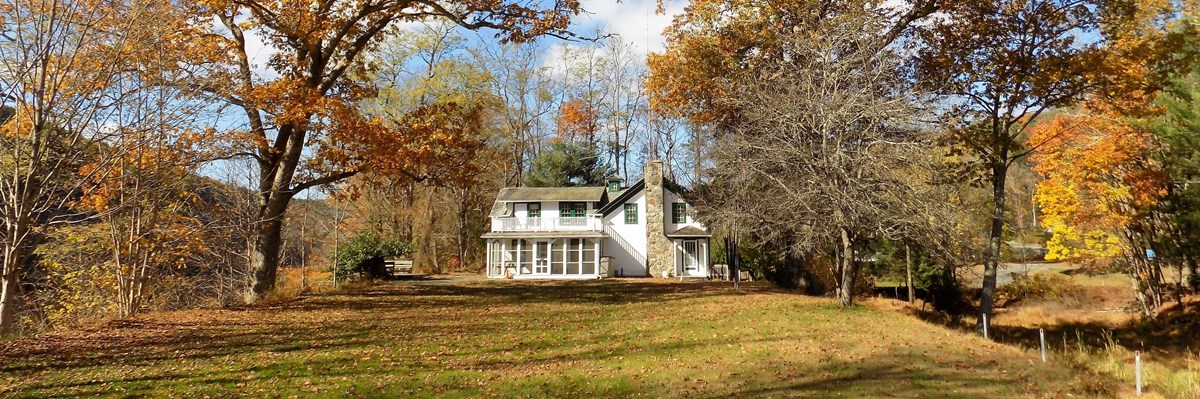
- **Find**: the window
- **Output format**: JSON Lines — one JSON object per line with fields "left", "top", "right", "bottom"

{"left": 560, "top": 202, "right": 586, "bottom": 218}
{"left": 672, "top": 203, "right": 687, "bottom": 224}
{"left": 527, "top": 202, "right": 541, "bottom": 218}
{"left": 517, "top": 239, "right": 532, "bottom": 273}
{"left": 566, "top": 238, "right": 581, "bottom": 274}
{"left": 551, "top": 239, "right": 565, "bottom": 274}
{"left": 507, "top": 239, "right": 519, "bottom": 266}
{"left": 624, "top": 204, "right": 638, "bottom": 224}
{"left": 581, "top": 239, "right": 596, "bottom": 274}
{"left": 608, "top": 181, "right": 621, "bottom": 192}
{"left": 489, "top": 241, "right": 502, "bottom": 275}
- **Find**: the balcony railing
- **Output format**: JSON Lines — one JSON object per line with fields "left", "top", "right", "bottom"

{"left": 493, "top": 217, "right": 601, "bottom": 232}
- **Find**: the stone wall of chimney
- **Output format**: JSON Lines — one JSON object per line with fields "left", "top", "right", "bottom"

{"left": 644, "top": 160, "right": 674, "bottom": 277}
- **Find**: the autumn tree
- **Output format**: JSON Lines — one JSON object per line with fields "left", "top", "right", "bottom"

{"left": 0, "top": 0, "right": 192, "bottom": 335}
{"left": 476, "top": 40, "right": 563, "bottom": 186}
{"left": 915, "top": 0, "right": 1105, "bottom": 332}
{"left": 1030, "top": 114, "right": 1161, "bottom": 261}
{"left": 647, "top": 0, "right": 938, "bottom": 125}
{"left": 356, "top": 21, "right": 504, "bottom": 273}
{"left": 700, "top": 10, "right": 936, "bottom": 307}
{"left": 1028, "top": 112, "right": 1171, "bottom": 312}
{"left": 556, "top": 97, "right": 600, "bottom": 142}
{"left": 1024, "top": 1, "right": 1200, "bottom": 314}
{"left": 76, "top": 105, "right": 213, "bottom": 317}
{"left": 191, "top": 0, "right": 582, "bottom": 302}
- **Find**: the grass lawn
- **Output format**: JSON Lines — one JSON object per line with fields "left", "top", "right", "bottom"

{"left": 1, "top": 278, "right": 1090, "bottom": 398}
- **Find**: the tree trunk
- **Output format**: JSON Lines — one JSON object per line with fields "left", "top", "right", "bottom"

{"left": 0, "top": 217, "right": 31, "bottom": 336}
{"left": 246, "top": 199, "right": 287, "bottom": 303}
{"left": 905, "top": 243, "right": 915, "bottom": 303}
{"left": 244, "top": 123, "right": 307, "bottom": 302}
{"left": 1185, "top": 256, "right": 1198, "bottom": 293}
{"left": 732, "top": 237, "right": 740, "bottom": 290}
{"left": 838, "top": 227, "right": 857, "bottom": 307}
{"left": 979, "top": 163, "right": 1009, "bottom": 334}
{"left": 456, "top": 188, "right": 468, "bottom": 270}
{"left": 0, "top": 246, "right": 22, "bottom": 336}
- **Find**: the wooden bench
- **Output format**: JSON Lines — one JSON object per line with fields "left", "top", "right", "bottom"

{"left": 385, "top": 259, "right": 414, "bottom": 276}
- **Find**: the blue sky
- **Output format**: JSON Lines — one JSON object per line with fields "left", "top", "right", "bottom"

{"left": 234, "top": 0, "right": 688, "bottom": 76}
{"left": 201, "top": 1, "right": 691, "bottom": 192}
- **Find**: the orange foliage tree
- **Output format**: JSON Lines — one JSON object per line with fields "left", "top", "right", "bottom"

{"left": 186, "top": 0, "right": 582, "bottom": 302}
{"left": 1028, "top": 113, "right": 1164, "bottom": 262}
{"left": 556, "top": 97, "right": 599, "bottom": 141}
{"left": 1028, "top": 112, "right": 1175, "bottom": 312}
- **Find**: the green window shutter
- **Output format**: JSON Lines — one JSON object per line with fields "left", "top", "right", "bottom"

{"left": 624, "top": 204, "right": 638, "bottom": 224}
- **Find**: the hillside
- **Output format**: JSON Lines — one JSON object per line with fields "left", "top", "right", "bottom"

{"left": 1, "top": 279, "right": 1093, "bottom": 398}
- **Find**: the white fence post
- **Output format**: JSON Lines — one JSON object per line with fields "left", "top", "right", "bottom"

{"left": 1135, "top": 350, "right": 1143, "bottom": 396}
{"left": 1039, "top": 328, "right": 1046, "bottom": 362}
{"left": 982, "top": 313, "right": 989, "bottom": 339}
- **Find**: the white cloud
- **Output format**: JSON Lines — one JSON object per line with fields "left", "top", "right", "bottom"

{"left": 208, "top": 15, "right": 278, "bottom": 79}
{"left": 242, "top": 28, "right": 276, "bottom": 73}
{"left": 578, "top": 0, "right": 687, "bottom": 56}
{"left": 537, "top": 1, "right": 686, "bottom": 73}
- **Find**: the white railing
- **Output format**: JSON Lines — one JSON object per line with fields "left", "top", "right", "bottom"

{"left": 493, "top": 217, "right": 601, "bottom": 232}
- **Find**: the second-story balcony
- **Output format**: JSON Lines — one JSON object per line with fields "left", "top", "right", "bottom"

{"left": 493, "top": 217, "right": 601, "bottom": 232}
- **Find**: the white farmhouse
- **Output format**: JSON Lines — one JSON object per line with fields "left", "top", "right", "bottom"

{"left": 482, "top": 160, "right": 711, "bottom": 279}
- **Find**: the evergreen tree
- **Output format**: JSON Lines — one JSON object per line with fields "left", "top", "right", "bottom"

{"left": 1145, "top": 71, "right": 1200, "bottom": 290}
{"left": 524, "top": 142, "right": 612, "bottom": 187}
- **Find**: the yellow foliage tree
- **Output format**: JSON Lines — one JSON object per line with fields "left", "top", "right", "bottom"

{"left": 1028, "top": 113, "right": 1165, "bottom": 262}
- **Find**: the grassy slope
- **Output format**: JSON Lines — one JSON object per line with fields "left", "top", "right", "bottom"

{"left": 1, "top": 280, "right": 1084, "bottom": 398}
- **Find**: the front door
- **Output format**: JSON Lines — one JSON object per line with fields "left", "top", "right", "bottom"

{"left": 534, "top": 241, "right": 551, "bottom": 275}
{"left": 683, "top": 240, "right": 700, "bottom": 276}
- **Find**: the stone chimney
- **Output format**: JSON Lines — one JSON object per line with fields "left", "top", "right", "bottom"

{"left": 644, "top": 160, "right": 673, "bottom": 277}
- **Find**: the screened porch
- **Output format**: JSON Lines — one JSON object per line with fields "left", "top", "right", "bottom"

{"left": 486, "top": 237, "right": 603, "bottom": 278}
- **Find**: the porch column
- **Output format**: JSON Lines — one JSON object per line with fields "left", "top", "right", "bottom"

{"left": 676, "top": 240, "right": 686, "bottom": 280}
{"left": 516, "top": 239, "right": 523, "bottom": 275}
{"left": 593, "top": 238, "right": 600, "bottom": 276}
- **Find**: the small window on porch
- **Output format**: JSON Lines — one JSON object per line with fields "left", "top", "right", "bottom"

{"left": 624, "top": 204, "right": 638, "bottom": 224}
{"left": 527, "top": 202, "right": 541, "bottom": 218}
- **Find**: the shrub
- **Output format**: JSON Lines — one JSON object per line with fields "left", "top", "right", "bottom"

{"left": 333, "top": 232, "right": 411, "bottom": 279}
{"left": 996, "top": 271, "right": 1082, "bottom": 307}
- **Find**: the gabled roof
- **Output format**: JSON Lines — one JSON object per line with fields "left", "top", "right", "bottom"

{"left": 667, "top": 226, "right": 711, "bottom": 237}
{"left": 489, "top": 187, "right": 609, "bottom": 218}
{"left": 495, "top": 187, "right": 606, "bottom": 202}
{"left": 597, "top": 177, "right": 691, "bottom": 217}
{"left": 598, "top": 179, "right": 645, "bottom": 216}
{"left": 490, "top": 201, "right": 512, "bottom": 218}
